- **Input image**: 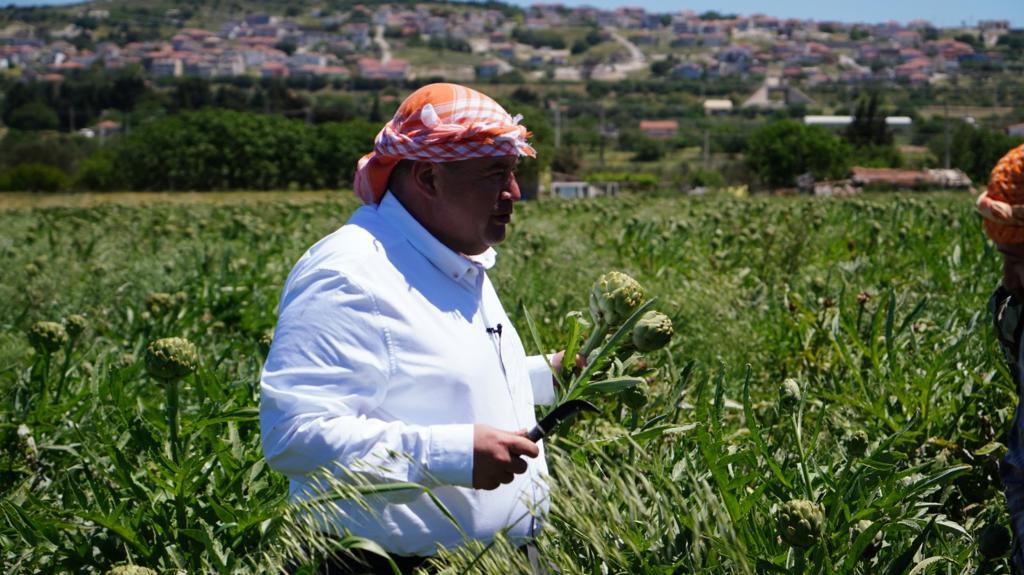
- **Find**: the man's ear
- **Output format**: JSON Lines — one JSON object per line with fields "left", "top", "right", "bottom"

{"left": 411, "top": 161, "right": 439, "bottom": 198}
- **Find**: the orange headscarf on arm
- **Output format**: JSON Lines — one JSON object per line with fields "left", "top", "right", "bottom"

{"left": 977, "top": 143, "right": 1024, "bottom": 244}
{"left": 353, "top": 83, "right": 536, "bottom": 204}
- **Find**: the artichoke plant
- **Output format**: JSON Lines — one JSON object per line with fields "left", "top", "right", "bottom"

{"left": 778, "top": 378, "right": 802, "bottom": 410}
{"left": 27, "top": 321, "right": 67, "bottom": 354}
{"left": 843, "top": 430, "right": 870, "bottom": 458}
{"left": 63, "top": 314, "right": 89, "bottom": 339}
{"left": 776, "top": 499, "right": 824, "bottom": 549}
{"left": 105, "top": 566, "right": 158, "bottom": 575}
{"left": 849, "top": 519, "right": 882, "bottom": 559}
{"left": 145, "top": 337, "right": 198, "bottom": 463}
{"left": 977, "top": 522, "right": 1011, "bottom": 560}
{"left": 632, "top": 310, "right": 673, "bottom": 353}
{"left": 588, "top": 271, "right": 645, "bottom": 329}
{"left": 145, "top": 337, "right": 199, "bottom": 383}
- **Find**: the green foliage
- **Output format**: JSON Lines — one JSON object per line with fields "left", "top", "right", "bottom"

{"left": 845, "top": 93, "right": 893, "bottom": 148}
{"left": 75, "top": 147, "right": 125, "bottom": 191}
{"left": 109, "top": 109, "right": 379, "bottom": 191}
{"left": 0, "top": 192, "right": 1006, "bottom": 573}
{"left": 689, "top": 168, "right": 725, "bottom": 188}
{"left": 0, "top": 130, "right": 96, "bottom": 173}
{"left": 747, "top": 120, "right": 852, "bottom": 188}
{"left": 312, "top": 119, "right": 377, "bottom": 189}
{"left": 0, "top": 162, "right": 69, "bottom": 192}
{"left": 512, "top": 27, "right": 567, "bottom": 49}
{"left": 928, "top": 125, "right": 1024, "bottom": 185}
{"left": 631, "top": 139, "right": 665, "bottom": 162}
{"left": 552, "top": 146, "right": 583, "bottom": 175}
{"left": 849, "top": 145, "right": 904, "bottom": 169}
{"left": 7, "top": 102, "right": 59, "bottom": 131}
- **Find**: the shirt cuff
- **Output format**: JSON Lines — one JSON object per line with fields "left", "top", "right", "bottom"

{"left": 526, "top": 354, "right": 557, "bottom": 406}
{"left": 427, "top": 423, "right": 475, "bottom": 488}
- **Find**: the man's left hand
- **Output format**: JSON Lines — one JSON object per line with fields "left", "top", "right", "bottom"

{"left": 551, "top": 351, "right": 586, "bottom": 385}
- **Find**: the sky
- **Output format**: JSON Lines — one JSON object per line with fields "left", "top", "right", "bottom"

{"left": 4, "top": 0, "right": 1022, "bottom": 27}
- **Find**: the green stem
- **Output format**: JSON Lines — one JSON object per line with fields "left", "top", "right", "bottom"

{"left": 793, "top": 548, "right": 806, "bottom": 575}
{"left": 56, "top": 337, "right": 76, "bottom": 402}
{"left": 791, "top": 412, "right": 813, "bottom": 500}
{"left": 580, "top": 321, "right": 608, "bottom": 359}
{"left": 166, "top": 378, "right": 180, "bottom": 462}
{"left": 39, "top": 354, "right": 51, "bottom": 405}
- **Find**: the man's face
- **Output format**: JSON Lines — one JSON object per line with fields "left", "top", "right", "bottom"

{"left": 429, "top": 155, "right": 521, "bottom": 255}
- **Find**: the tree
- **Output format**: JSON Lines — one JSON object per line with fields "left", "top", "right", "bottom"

{"left": 845, "top": 93, "right": 892, "bottom": 148}
{"left": 747, "top": 120, "right": 852, "bottom": 188}
{"left": 7, "top": 102, "right": 59, "bottom": 131}
{"left": 928, "top": 125, "right": 1024, "bottom": 185}
{"left": 173, "top": 77, "right": 212, "bottom": 111}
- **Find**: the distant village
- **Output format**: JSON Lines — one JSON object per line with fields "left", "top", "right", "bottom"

{"left": 0, "top": 3, "right": 1015, "bottom": 90}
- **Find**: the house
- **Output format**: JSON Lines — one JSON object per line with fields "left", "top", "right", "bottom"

{"left": 703, "top": 99, "right": 733, "bottom": 115}
{"left": 551, "top": 181, "right": 620, "bottom": 199}
{"left": 476, "top": 58, "right": 509, "bottom": 79}
{"left": 1008, "top": 123, "right": 1024, "bottom": 138}
{"left": 150, "top": 57, "right": 183, "bottom": 77}
{"left": 803, "top": 116, "right": 912, "bottom": 130}
{"left": 851, "top": 167, "right": 971, "bottom": 189}
{"left": 639, "top": 119, "right": 678, "bottom": 140}
{"left": 358, "top": 58, "right": 410, "bottom": 81}
{"left": 742, "top": 77, "right": 815, "bottom": 109}
{"left": 671, "top": 61, "right": 703, "bottom": 80}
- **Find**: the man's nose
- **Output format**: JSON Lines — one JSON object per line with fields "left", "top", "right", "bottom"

{"left": 501, "top": 173, "right": 521, "bottom": 202}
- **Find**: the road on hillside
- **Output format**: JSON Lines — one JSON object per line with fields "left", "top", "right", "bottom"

{"left": 591, "top": 28, "right": 647, "bottom": 80}
{"left": 374, "top": 25, "right": 392, "bottom": 64}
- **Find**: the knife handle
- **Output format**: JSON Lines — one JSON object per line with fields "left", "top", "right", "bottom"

{"left": 526, "top": 424, "right": 545, "bottom": 442}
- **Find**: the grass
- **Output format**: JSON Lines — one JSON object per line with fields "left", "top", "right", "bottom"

{"left": 0, "top": 190, "right": 1015, "bottom": 573}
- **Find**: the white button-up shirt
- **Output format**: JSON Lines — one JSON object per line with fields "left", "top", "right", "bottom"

{"left": 260, "top": 191, "right": 555, "bottom": 556}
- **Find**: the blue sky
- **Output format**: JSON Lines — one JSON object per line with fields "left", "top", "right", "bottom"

{"left": 5, "top": 0, "right": 1022, "bottom": 27}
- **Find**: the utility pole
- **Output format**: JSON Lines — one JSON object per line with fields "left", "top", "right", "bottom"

{"left": 943, "top": 97, "right": 951, "bottom": 170}
{"left": 553, "top": 99, "right": 561, "bottom": 150}
{"left": 703, "top": 129, "right": 710, "bottom": 169}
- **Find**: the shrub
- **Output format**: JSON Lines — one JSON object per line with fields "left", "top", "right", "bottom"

{"left": 7, "top": 102, "right": 59, "bottom": 131}
{"left": 76, "top": 148, "right": 124, "bottom": 191}
{"left": 0, "top": 163, "right": 70, "bottom": 192}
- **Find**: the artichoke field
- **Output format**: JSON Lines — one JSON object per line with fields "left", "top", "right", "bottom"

{"left": 0, "top": 192, "right": 1014, "bottom": 573}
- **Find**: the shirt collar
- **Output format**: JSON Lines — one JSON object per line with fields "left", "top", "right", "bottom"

{"left": 377, "top": 191, "right": 496, "bottom": 287}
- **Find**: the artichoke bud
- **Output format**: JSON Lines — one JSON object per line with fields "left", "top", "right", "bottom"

{"left": 843, "top": 430, "right": 870, "bottom": 458}
{"left": 588, "top": 271, "right": 645, "bottom": 327}
{"left": 145, "top": 337, "right": 199, "bottom": 383}
{"left": 146, "top": 292, "right": 178, "bottom": 317}
{"left": 977, "top": 523, "right": 1011, "bottom": 559}
{"left": 64, "top": 314, "right": 89, "bottom": 339}
{"left": 776, "top": 499, "right": 824, "bottom": 549}
{"left": 258, "top": 330, "right": 274, "bottom": 356}
{"left": 849, "top": 519, "right": 882, "bottom": 559}
{"left": 27, "top": 321, "right": 68, "bottom": 354}
{"left": 105, "top": 566, "right": 159, "bottom": 575}
{"left": 632, "top": 311, "right": 673, "bottom": 352}
{"left": 778, "top": 378, "right": 802, "bottom": 410}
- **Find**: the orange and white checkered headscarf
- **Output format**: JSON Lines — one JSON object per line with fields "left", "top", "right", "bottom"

{"left": 353, "top": 83, "right": 535, "bottom": 204}
{"left": 978, "top": 144, "right": 1024, "bottom": 244}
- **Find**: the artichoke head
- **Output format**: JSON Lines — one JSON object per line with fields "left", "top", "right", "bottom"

{"left": 776, "top": 499, "right": 824, "bottom": 549}
{"left": 145, "top": 337, "right": 199, "bottom": 383}
{"left": 632, "top": 311, "right": 673, "bottom": 352}
{"left": 588, "top": 271, "right": 645, "bottom": 327}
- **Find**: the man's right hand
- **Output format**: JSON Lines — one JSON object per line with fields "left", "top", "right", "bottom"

{"left": 472, "top": 424, "right": 539, "bottom": 490}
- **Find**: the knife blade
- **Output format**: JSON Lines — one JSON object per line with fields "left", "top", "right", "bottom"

{"left": 526, "top": 399, "right": 599, "bottom": 442}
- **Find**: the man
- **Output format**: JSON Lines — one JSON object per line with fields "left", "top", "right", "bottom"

{"left": 260, "top": 83, "right": 563, "bottom": 573}
{"left": 978, "top": 143, "right": 1024, "bottom": 570}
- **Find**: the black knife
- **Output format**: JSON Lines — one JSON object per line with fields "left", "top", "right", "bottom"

{"left": 527, "top": 400, "right": 599, "bottom": 442}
